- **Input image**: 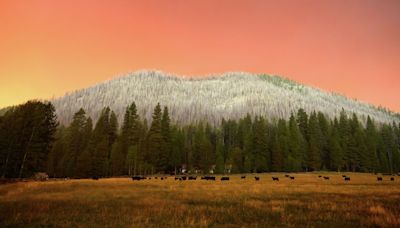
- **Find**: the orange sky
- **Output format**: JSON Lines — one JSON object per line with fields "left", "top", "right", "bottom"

{"left": 0, "top": 0, "right": 399, "bottom": 112}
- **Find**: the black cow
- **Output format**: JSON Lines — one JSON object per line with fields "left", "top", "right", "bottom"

{"left": 201, "top": 176, "right": 206, "bottom": 180}
{"left": 208, "top": 176, "right": 216, "bottom": 181}
{"left": 272, "top": 177, "right": 279, "bottom": 181}
{"left": 318, "top": 175, "right": 322, "bottom": 178}
{"left": 175, "top": 177, "right": 180, "bottom": 180}
{"left": 344, "top": 177, "right": 350, "bottom": 181}
{"left": 92, "top": 176, "right": 99, "bottom": 180}
{"left": 323, "top": 176, "right": 330, "bottom": 180}
{"left": 161, "top": 177, "right": 164, "bottom": 180}
{"left": 241, "top": 176, "right": 246, "bottom": 179}
{"left": 255, "top": 177, "right": 260, "bottom": 181}
{"left": 221, "top": 177, "right": 230, "bottom": 181}
{"left": 155, "top": 177, "right": 158, "bottom": 179}
{"left": 132, "top": 176, "right": 144, "bottom": 181}
{"left": 284, "top": 174, "right": 290, "bottom": 178}
{"left": 377, "top": 177, "right": 383, "bottom": 181}
{"left": 181, "top": 176, "right": 187, "bottom": 180}
{"left": 390, "top": 177, "right": 395, "bottom": 181}
{"left": 188, "top": 176, "right": 197, "bottom": 180}
{"left": 290, "top": 176, "right": 295, "bottom": 180}
{"left": 342, "top": 175, "right": 347, "bottom": 178}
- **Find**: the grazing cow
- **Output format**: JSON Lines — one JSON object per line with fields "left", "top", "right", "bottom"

{"left": 290, "top": 176, "right": 295, "bottom": 180}
{"left": 132, "top": 176, "right": 143, "bottom": 181}
{"left": 342, "top": 175, "right": 347, "bottom": 178}
{"left": 285, "top": 174, "right": 290, "bottom": 178}
{"left": 221, "top": 177, "right": 230, "bottom": 181}
{"left": 344, "top": 177, "right": 350, "bottom": 181}
{"left": 181, "top": 176, "right": 187, "bottom": 180}
{"left": 155, "top": 177, "right": 158, "bottom": 179}
{"left": 201, "top": 176, "right": 206, "bottom": 180}
{"left": 390, "top": 177, "right": 395, "bottom": 181}
{"left": 255, "top": 177, "right": 260, "bottom": 181}
{"left": 318, "top": 175, "right": 322, "bottom": 178}
{"left": 241, "top": 176, "right": 246, "bottom": 179}
{"left": 175, "top": 177, "right": 180, "bottom": 180}
{"left": 161, "top": 177, "right": 164, "bottom": 180}
{"left": 272, "top": 177, "right": 279, "bottom": 181}
{"left": 208, "top": 176, "right": 216, "bottom": 181}
{"left": 188, "top": 176, "right": 197, "bottom": 180}
{"left": 377, "top": 177, "right": 383, "bottom": 181}
{"left": 323, "top": 176, "right": 330, "bottom": 180}
{"left": 148, "top": 177, "right": 151, "bottom": 180}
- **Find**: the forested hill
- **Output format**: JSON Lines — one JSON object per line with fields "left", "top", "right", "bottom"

{"left": 51, "top": 70, "right": 399, "bottom": 126}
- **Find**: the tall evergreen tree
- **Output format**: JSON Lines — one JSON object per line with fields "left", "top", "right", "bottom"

{"left": 252, "top": 117, "right": 269, "bottom": 172}
{"left": 328, "top": 118, "right": 344, "bottom": 171}
{"left": 287, "top": 113, "right": 305, "bottom": 171}
{"left": 364, "top": 116, "right": 378, "bottom": 172}
{"left": 89, "top": 107, "right": 115, "bottom": 177}
{"left": 318, "top": 112, "right": 330, "bottom": 169}
{"left": 338, "top": 109, "right": 351, "bottom": 171}
{"left": 161, "top": 106, "right": 171, "bottom": 171}
{"left": 147, "top": 103, "right": 164, "bottom": 172}
{"left": 307, "top": 112, "right": 322, "bottom": 171}
{"left": 59, "top": 109, "right": 92, "bottom": 177}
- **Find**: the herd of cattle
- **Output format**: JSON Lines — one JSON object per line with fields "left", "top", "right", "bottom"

{"left": 125, "top": 174, "right": 397, "bottom": 182}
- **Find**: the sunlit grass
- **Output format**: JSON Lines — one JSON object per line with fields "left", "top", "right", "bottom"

{"left": 1, "top": 172, "right": 399, "bottom": 227}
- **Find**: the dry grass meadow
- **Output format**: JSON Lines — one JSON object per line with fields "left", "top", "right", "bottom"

{"left": 1, "top": 172, "right": 400, "bottom": 227}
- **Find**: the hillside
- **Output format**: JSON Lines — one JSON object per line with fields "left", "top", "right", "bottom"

{"left": 50, "top": 70, "right": 398, "bottom": 125}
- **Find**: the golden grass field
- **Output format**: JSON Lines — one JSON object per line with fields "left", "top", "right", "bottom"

{"left": 1, "top": 172, "right": 400, "bottom": 227}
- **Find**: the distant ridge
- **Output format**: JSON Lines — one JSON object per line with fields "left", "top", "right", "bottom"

{"left": 33, "top": 70, "right": 400, "bottom": 125}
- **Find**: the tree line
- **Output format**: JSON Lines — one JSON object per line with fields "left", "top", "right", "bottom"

{"left": 1, "top": 100, "right": 399, "bottom": 178}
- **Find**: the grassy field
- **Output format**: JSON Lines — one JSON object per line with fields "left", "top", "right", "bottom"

{"left": 1, "top": 172, "right": 400, "bottom": 227}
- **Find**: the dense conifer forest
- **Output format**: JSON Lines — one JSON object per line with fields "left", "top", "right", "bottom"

{"left": 0, "top": 100, "right": 399, "bottom": 178}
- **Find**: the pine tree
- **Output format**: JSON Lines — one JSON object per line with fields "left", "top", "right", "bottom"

{"left": 348, "top": 113, "right": 363, "bottom": 172}
{"left": 318, "top": 112, "right": 330, "bottom": 169}
{"left": 73, "top": 116, "right": 92, "bottom": 177}
{"left": 161, "top": 106, "right": 171, "bottom": 171}
{"left": 364, "top": 116, "right": 378, "bottom": 172}
{"left": 252, "top": 116, "right": 269, "bottom": 172}
{"left": 59, "top": 109, "right": 91, "bottom": 177}
{"left": 307, "top": 112, "right": 322, "bottom": 171}
{"left": 287, "top": 113, "right": 305, "bottom": 171}
{"left": 329, "top": 118, "right": 343, "bottom": 171}
{"left": 90, "top": 107, "right": 114, "bottom": 177}
{"left": 297, "top": 108, "right": 309, "bottom": 140}
{"left": 241, "top": 114, "right": 253, "bottom": 173}
{"left": 338, "top": 109, "right": 351, "bottom": 171}
{"left": 147, "top": 103, "right": 164, "bottom": 172}
{"left": 271, "top": 119, "right": 288, "bottom": 171}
